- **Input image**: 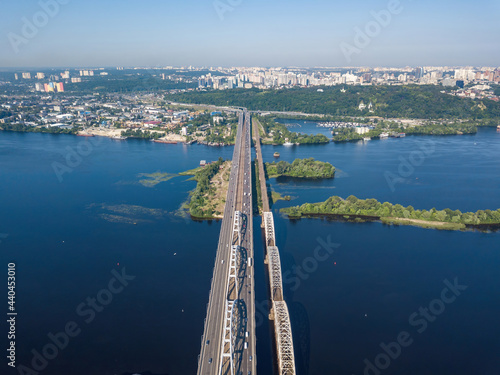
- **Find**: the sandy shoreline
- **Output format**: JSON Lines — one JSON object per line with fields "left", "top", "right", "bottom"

{"left": 77, "top": 128, "right": 187, "bottom": 142}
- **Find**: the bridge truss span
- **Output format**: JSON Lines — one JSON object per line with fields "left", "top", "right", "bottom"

{"left": 219, "top": 299, "right": 238, "bottom": 375}
{"left": 273, "top": 301, "right": 296, "bottom": 375}
{"left": 263, "top": 212, "right": 276, "bottom": 247}
{"left": 267, "top": 246, "right": 284, "bottom": 302}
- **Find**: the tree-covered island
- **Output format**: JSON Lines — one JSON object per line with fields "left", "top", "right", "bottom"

{"left": 265, "top": 158, "right": 335, "bottom": 179}
{"left": 281, "top": 195, "right": 500, "bottom": 231}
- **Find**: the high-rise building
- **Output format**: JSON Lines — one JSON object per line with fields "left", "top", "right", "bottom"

{"left": 80, "top": 70, "right": 94, "bottom": 77}
{"left": 277, "top": 74, "right": 289, "bottom": 86}
{"left": 36, "top": 72, "right": 45, "bottom": 79}
{"left": 22, "top": 73, "right": 31, "bottom": 79}
{"left": 415, "top": 67, "right": 424, "bottom": 79}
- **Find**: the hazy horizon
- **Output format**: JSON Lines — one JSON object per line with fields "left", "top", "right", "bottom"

{"left": 1, "top": 0, "right": 499, "bottom": 68}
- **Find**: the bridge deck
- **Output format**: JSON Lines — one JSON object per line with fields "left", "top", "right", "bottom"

{"left": 197, "top": 112, "right": 256, "bottom": 375}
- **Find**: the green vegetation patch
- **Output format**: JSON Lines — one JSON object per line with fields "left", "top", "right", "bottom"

{"left": 167, "top": 85, "right": 500, "bottom": 120}
{"left": 184, "top": 158, "right": 226, "bottom": 219}
{"left": 266, "top": 158, "right": 335, "bottom": 179}
{"left": 121, "top": 129, "right": 164, "bottom": 139}
{"left": 271, "top": 191, "right": 292, "bottom": 204}
{"left": 138, "top": 172, "right": 178, "bottom": 187}
{"left": 179, "top": 166, "right": 204, "bottom": 177}
{"left": 281, "top": 195, "right": 500, "bottom": 231}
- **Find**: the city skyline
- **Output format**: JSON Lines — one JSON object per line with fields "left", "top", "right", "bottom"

{"left": 0, "top": 0, "right": 499, "bottom": 68}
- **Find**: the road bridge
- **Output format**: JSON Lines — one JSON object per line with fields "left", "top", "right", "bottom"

{"left": 198, "top": 111, "right": 256, "bottom": 375}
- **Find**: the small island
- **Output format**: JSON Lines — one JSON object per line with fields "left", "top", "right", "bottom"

{"left": 265, "top": 158, "right": 335, "bottom": 179}
{"left": 181, "top": 158, "right": 231, "bottom": 220}
{"left": 281, "top": 195, "right": 500, "bottom": 231}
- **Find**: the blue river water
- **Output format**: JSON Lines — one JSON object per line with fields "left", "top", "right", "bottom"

{"left": 0, "top": 127, "right": 499, "bottom": 375}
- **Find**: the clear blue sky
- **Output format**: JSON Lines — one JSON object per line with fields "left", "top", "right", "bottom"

{"left": 0, "top": 0, "right": 498, "bottom": 68}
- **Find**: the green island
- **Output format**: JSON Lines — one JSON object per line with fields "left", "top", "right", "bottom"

{"left": 271, "top": 191, "right": 292, "bottom": 203}
{"left": 266, "top": 158, "right": 335, "bottom": 179}
{"left": 182, "top": 158, "right": 231, "bottom": 220}
{"left": 281, "top": 195, "right": 500, "bottom": 231}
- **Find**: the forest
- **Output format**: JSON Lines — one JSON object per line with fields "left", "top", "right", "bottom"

{"left": 166, "top": 85, "right": 500, "bottom": 120}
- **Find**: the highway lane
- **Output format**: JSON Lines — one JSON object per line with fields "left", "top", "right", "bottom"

{"left": 198, "top": 113, "right": 243, "bottom": 374}
{"left": 234, "top": 113, "right": 256, "bottom": 375}
{"left": 198, "top": 111, "right": 256, "bottom": 375}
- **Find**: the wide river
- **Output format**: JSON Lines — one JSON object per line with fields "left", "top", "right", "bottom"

{"left": 1, "top": 125, "right": 499, "bottom": 375}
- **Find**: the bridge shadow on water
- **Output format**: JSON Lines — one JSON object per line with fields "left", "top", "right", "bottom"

{"left": 287, "top": 301, "right": 311, "bottom": 375}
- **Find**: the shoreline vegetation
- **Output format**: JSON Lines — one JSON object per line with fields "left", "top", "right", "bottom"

{"left": 3, "top": 114, "right": 497, "bottom": 147}
{"left": 181, "top": 158, "right": 230, "bottom": 220}
{"left": 331, "top": 120, "right": 484, "bottom": 142}
{"left": 281, "top": 195, "right": 500, "bottom": 231}
{"left": 265, "top": 158, "right": 335, "bottom": 179}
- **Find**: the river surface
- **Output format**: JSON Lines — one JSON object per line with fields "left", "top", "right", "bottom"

{"left": 1, "top": 127, "right": 499, "bottom": 375}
